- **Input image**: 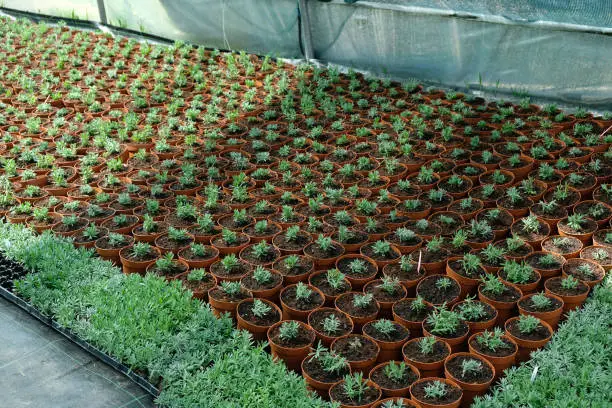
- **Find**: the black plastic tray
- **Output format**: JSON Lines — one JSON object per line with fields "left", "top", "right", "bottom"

{"left": 0, "top": 285, "right": 160, "bottom": 398}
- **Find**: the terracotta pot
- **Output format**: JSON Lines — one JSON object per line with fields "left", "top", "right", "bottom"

{"left": 240, "top": 269, "right": 284, "bottom": 301}
{"left": 236, "top": 298, "right": 282, "bottom": 341}
{"left": 504, "top": 316, "right": 553, "bottom": 363}
{"left": 498, "top": 268, "right": 541, "bottom": 296}
{"left": 308, "top": 307, "right": 355, "bottom": 347}
{"left": 337, "top": 254, "right": 379, "bottom": 290}
{"left": 445, "top": 258, "right": 485, "bottom": 298}
{"left": 541, "top": 235, "right": 583, "bottom": 259}
{"left": 208, "top": 286, "right": 253, "bottom": 320}
{"left": 302, "top": 356, "right": 351, "bottom": 398}
{"left": 331, "top": 334, "right": 380, "bottom": 375}
{"left": 363, "top": 320, "right": 410, "bottom": 362}
{"left": 371, "top": 398, "right": 420, "bottom": 408}
{"left": 369, "top": 361, "right": 420, "bottom": 398}
{"left": 544, "top": 276, "right": 590, "bottom": 312}
{"left": 422, "top": 323, "right": 469, "bottom": 355}
{"left": 443, "top": 352, "right": 495, "bottom": 406}
{"left": 279, "top": 283, "right": 325, "bottom": 321}
{"left": 402, "top": 337, "right": 451, "bottom": 378}
{"left": 178, "top": 245, "right": 219, "bottom": 269}
{"left": 517, "top": 293, "right": 564, "bottom": 329}
{"left": 468, "top": 332, "right": 517, "bottom": 380}
{"left": 329, "top": 379, "right": 382, "bottom": 408}
{"left": 118, "top": 245, "right": 161, "bottom": 274}
{"left": 451, "top": 301, "right": 497, "bottom": 335}
{"left": 335, "top": 292, "right": 381, "bottom": 332}
{"left": 363, "top": 279, "right": 407, "bottom": 318}
{"left": 561, "top": 258, "right": 606, "bottom": 288}
{"left": 410, "top": 377, "right": 462, "bottom": 408}
{"left": 477, "top": 282, "right": 523, "bottom": 326}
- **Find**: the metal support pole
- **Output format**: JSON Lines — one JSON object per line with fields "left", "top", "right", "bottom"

{"left": 96, "top": 0, "right": 108, "bottom": 25}
{"left": 298, "top": 0, "right": 315, "bottom": 60}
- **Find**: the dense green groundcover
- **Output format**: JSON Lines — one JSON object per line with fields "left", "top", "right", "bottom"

{"left": 1, "top": 220, "right": 610, "bottom": 407}
{"left": 0, "top": 221, "right": 331, "bottom": 408}
{"left": 473, "top": 276, "right": 611, "bottom": 408}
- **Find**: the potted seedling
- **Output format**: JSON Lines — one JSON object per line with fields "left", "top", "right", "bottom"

{"left": 329, "top": 372, "right": 382, "bottom": 408}
{"left": 95, "top": 232, "right": 134, "bottom": 264}
{"left": 51, "top": 214, "right": 88, "bottom": 237}
{"left": 363, "top": 319, "right": 410, "bottom": 362}
{"left": 280, "top": 282, "right": 325, "bottom": 321}
{"left": 416, "top": 275, "right": 461, "bottom": 307}
{"left": 119, "top": 242, "right": 161, "bottom": 274}
{"left": 558, "top": 213, "right": 598, "bottom": 243}
{"left": 272, "top": 254, "right": 315, "bottom": 284}
{"left": 267, "top": 319, "right": 316, "bottom": 371}
{"left": 498, "top": 260, "right": 541, "bottom": 295}
{"left": 392, "top": 295, "right": 433, "bottom": 337}
{"left": 178, "top": 268, "right": 216, "bottom": 301}
{"left": 240, "top": 265, "right": 283, "bottom": 301}
{"left": 504, "top": 315, "right": 553, "bottom": 362}
{"left": 73, "top": 223, "right": 108, "bottom": 249}
{"left": 236, "top": 298, "right": 282, "bottom": 341}
{"left": 308, "top": 307, "right": 355, "bottom": 347}
{"left": 477, "top": 273, "right": 522, "bottom": 325}
{"left": 309, "top": 268, "right": 352, "bottom": 305}
{"left": 331, "top": 334, "right": 381, "bottom": 375}
{"left": 541, "top": 235, "right": 583, "bottom": 259}
{"left": 208, "top": 281, "right": 252, "bottom": 319}
{"left": 561, "top": 258, "right": 606, "bottom": 287}
{"left": 304, "top": 234, "right": 345, "bottom": 267}
{"left": 364, "top": 276, "right": 407, "bottom": 317}
{"left": 239, "top": 239, "right": 281, "bottom": 266}
{"left": 336, "top": 255, "right": 379, "bottom": 290}
{"left": 445, "top": 253, "right": 487, "bottom": 297}
{"left": 580, "top": 245, "right": 612, "bottom": 268}
{"left": 211, "top": 228, "right": 250, "bottom": 255}
{"left": 497, "top": 187, "right": 533, "bottom": 218}
{"left": 452, "top": 296, "right": 497, "bottom": 335}
{"left": 302, "top": 343, "right": 351, "bottom": 397}
{"left": 510, "top": 214, "right": 551, "bottom": 250}
{"left": 336, "top": 292, "right": 380, "bottom": 332}
{"left": 146, "top": 252, "right": 188, "bottom": 279}
{"left": 422, "top": 306, "right": 469, "bottom": 353}
{"left": 210, "top": 253, "right": 252, "bottom": 283}
{"left": 443, "top": 352, "right": 495, "bottom": 405}
{"left": 155, "top": 226, "right": 194, "bottom": 254}
{"left": 517, "top": 291, "right": 564, "bottom": 329}
{"left": 243, "top": 219, "right": 282, "bottom": 243}
{"left": 402, "top": 336, "right": 450, "bottom": 379}
{"left": 409, "top": 377, "right": 462, "bottom": 408}
{"left": 178, "top": 242, "right": 219, "bottom": 269}
{"left": 369, "top": 360, "right": 419, "bottom": 399}
{"left": 468, "top": 328, "right": 517, "bottom": 379}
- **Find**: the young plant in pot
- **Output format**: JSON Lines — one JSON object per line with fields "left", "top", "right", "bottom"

{"left": 304, "top": 234, "right": 346, "bottom": 268}
{"left": 236, "top": 298, "right": 282, "bottom": 341}
{"left": 240, "top": 239, "right": 281, "bottom": 267}
{"left": 178, "top": 268, "right": 216, "bottom": 301}
{"left": 243, "top": 219, "right": 282, "bottom": 243}
{"left": 541, "top": 235, "right": 583, "bottom": 259}
{"left": 445, "top": 253, "right": 487, "bottom": 297}
{"left": 452, "top": 295, "right": 497, "bottom": 335}
{"left": 132, "top": 214, "right": 167, "bottom": 243}
{"left": 308, "top": 307, "right": 355, "bottom": 347}
{"left": 517, "top": 292, "right": 564, "bottom": 329}
{"left": 383, "top": 256, "right": 425, "bottom": 297}
{"left": 544, "top": 275, "right": 590, "bottom": 311}
{"left": 443, "top": 352, "right": 495, "bottom": 406}
{"left": 524, "top": 251, "right": 565, "bottom": 280}
{"left": 422, "top": 306, "right": 469, "bottom": 353}
{"left": 497, "top": 235, "right": 533, "bottom": 260}
{"left": 240, "top": 265, "right": 283, "bottom": 301}
{"left": 497, "top": 187, "right": 533, "bottom": 218}
{"left": 310, "top": 268, "right": 352, "bottom": 305}
{"left": 561, "top": 258, "right": 606, "bottom": 288}
{"left": 557, "top": 213, "right": 598, "bottom": 244}
{"left": 178, "top": 242, "right": 219, "bottom": 269}
{"left": 498, "top": 260, "right": 541, "bottom": 295}
{"left": 447, "top": 197, "right": 483, "bottom": 221}
{"left": 333, "top": 225, "right": 369, "bottom": 253}
{"left": 504, "top": 314, "right": 553, "bottom": 363}
{"left": 392, "top": 295, "right": 432, "bottom": 337}
{"left": 272, "top": 225, "right": 312, "bottom": 255}
{"left": 302, "top": 343, "right": 351, "bottom": 398}
{"left": 119, "top": 242, "right": 160, "bottom": 275}
{"left": 416, "top": 275, "right": 461, "bottom": 307}
{"left": 529, "top": 200, "right": 567, "bottom": 230}
{"left": 211, "top": 228, "right": 250, "bottom": 255}
{"left": 155, "top": 226, "right": 194, "bottom": 254}
{"left": 146, "top": 252, "right": 188, "bottom": 279}
{"left": 331, "top": 334, "right": 381, "bottom": 375}
{"left": 95, "top": 232, "right": 133, "bottom": 264}
{"left": 510, "top": 214, "right": 551, "bottom": 250}
{"left": 360, "top": 240, "right": 401, "bottom": 268}
{"left": 73, "top": 223, "right": 108, "bottom": 248}
{"left": 428, "top": 211, "right": 464, "bottom": 237}
{"left": 409, "top": 377, "right": 462, "bottom": 408}
{"left": 477, "top": 244, "right": 507, "bottom": 274}
{"left": 208, "top": 281, "right": 252, "bottom": 319}
{"left": 477, "top": 273, "right": 522, "bottom": 326}
{"left": 363, "top": 319, "right": 410, "bottom": 363}
{"left": 329, "top": 372, "right": 382, "bottom": 408}
{"left": 336, "top": 255, "right": 379, "bottom": 290}
{"left": 371, "top": 397, "right": 420, "bottom": 408}
{"left": 267, "top": 319, "right": 316, "bottom": 372}
{"left": 210, "top": 253, "right": 252, "bottom": 283}
{"left": 51, "top": 214, "right": 88, "bottom": 237}
{"left": 580, "top": 245, "right": 612, "bottom": 269}
{"left": 468, "top": 326, "right": 518, "bottom": 379}
{"left": 402, "top": 336, "right": 451, "bottom": 379}
{"left": 369, "top": 360, "right": 420, "bottom": 399}
{"left": 280, "top": 282, "right": 325, "bottom": 321}
{"left": 336, "top": 292, "right": 380, "bottom": 332}
{"left": 272, "top": 254, "right": 314, "bottom": 284}
{"left": 364, "top": 276, "right": 407, "bottom": 318}
{"left": 418, "top": 237, "right": 450, "bottom": 275}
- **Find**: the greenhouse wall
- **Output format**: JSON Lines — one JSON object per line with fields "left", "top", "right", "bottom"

{"left": 2, "top": 0, "right": 611, "bottom": 108}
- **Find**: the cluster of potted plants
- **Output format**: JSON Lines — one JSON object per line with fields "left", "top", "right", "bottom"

{"left": 0, "top": 18, "right": 610, "bottom": 407}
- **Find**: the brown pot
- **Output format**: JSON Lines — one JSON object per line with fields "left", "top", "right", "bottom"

{"left": 477, "top": 282, "right": 523, "bottom": 326}
{"left": 279, "top": 283, "right": 325, "bottom": 321}
{"left": 544, "top": 276, "right": 590, "bottom": 311}
{"left": 468, "top": 332, "right": 517, "bottom": 380}
{"left": 337, "top": 254, "right": 379, "bottom": 290}
{"left": 331, "top": 334, "right": 381, "bottom": 375}
{"left": 329, "top": 379, "right": 382, "bottom": 408}
{"left": 118, "top": 245, "right": 161, "bottom": 274}
{"left": 517, "top": 293, "right": 564, "bottom": 329}
{"left": 410, "top": 377, "right": 462, "bottom": 408}
{"left": 236, "top": 298, "right": 282, "bottom": 341}
{"left": 208, "top": 286, "right": 253, "bottom": 320}
{"left": 504, "top": 316, "right": 553, "bottom": 363}
{"left": 443, "top": 352, "right": 495, "bottom": 407}
{"left": 302, "top": 356, "right": 351, "bottom": 398}
{"left": 363, "top": 320, "right": 410, "bottom": 362}
{"left": 267, "top": 320, "right": 316, "bottom": 371}
{"left": 369, "top": 361, "right": 420, "bottom": 398}
{"left": 402, "top": 337, "right": 451, "bottom": 378}
{"left": 177, "top": 245, "right": 219, "bottom": 269}
{"left": 308, "top": 308, "right": 355, "bottom": 347}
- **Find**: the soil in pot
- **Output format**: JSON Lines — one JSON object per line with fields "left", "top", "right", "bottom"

{"left": 416, "top": 275, "right": 461, "bottom": 306}
{"left": 273, "top": 254, "right": 314, "bottom": 284}
{"left": 363, "top": 319, "right": 410, "bottom": 362}
{"left": 402, "top": 337, "right": 451, "bottom": 378}
{"left": 308, "top": 307, "right": 355, "bottom": 347}
{"left": 544, "top": 276, "right": 590, "bottom": 311}
{"left": 329, "top": 378, "right": 382, "bottom": 407}
{"left": 369, "top": 361, "right": 419, "bottom": 398}
{"left": 331, "top": 334, "right": 380, "bottom": 374}
{"left": 410, "top": 378, "right": 462, "bottom": 408}
{"left": 280, "top": 283, "right": 325, "bottom": 320}
{"left": 517, "top": 292, "right": 564, "bottom": 328}
{"left": 179, "top": 268, "right": 216, "bottom": 301}
{"left": 237, "top": 298, "right": 282, "bottom": 340}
